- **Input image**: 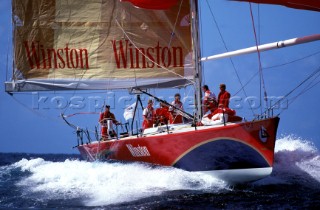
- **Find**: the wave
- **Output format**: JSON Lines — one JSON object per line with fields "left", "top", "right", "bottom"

{"left": 10, "top": 158, "right": 226, "bottom": 206}
{"left": 254, "top": 134, "right": 320, "bottom": 186}
{"left": 2, "top": 134, "right": 319, "bottom": 207}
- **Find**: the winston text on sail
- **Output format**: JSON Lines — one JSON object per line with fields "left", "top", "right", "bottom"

{"left": 112, "top": 39, "right": 184, "bottom": 69}
{"left": 23, "top": 41, "right": 90, "bottom": 70}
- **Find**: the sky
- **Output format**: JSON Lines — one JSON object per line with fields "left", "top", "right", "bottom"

{"left": 0, "top": 0, "right": 320, "bottom": 154}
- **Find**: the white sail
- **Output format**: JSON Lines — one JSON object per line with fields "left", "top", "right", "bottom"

{"left": 6, "top": 0, "right": 195, "bottom": 92}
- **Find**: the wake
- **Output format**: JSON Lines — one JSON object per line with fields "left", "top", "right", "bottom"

{"left": 11, "top": 158, "right": 226, "bottom": 206}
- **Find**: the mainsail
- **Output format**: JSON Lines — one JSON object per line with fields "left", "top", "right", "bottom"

{"left": 6, "top": 0, "right": 195, "bottom": 92}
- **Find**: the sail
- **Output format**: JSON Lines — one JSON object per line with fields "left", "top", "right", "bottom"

{"left": 6, "top": 0, "right": 194, "bottom": 92}
{"left": 236, "top": 0, "right": 320, "bottom": 12}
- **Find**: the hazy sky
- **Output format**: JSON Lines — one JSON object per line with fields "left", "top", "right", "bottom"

{"left": 1, "top": 0, "right": 320, "bottom": 154}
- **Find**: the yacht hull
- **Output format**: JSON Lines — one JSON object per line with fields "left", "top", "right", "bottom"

{"left": 77, "top": 117, "right": 280, "bottom": 183}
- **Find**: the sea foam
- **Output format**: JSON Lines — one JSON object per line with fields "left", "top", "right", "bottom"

{"left": 276, "top": 135, "right": 320, "bottom": 183}
{"left": 255, "top": 134, "right": 320, "bottom": 186}
{"left": 13, "top": 158, "right": 226, "bottom": 206}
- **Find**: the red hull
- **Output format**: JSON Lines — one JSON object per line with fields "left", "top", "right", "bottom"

{"left": 78, "top": 117, "right": 279, "bottom": 178}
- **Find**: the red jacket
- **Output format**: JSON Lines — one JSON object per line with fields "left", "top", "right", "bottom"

{"left": 99, "top": 111, "right": 117, "bottom": 125}
{"left": 155, "top": 106, "right": 171, "bottom": 125}
{"left": 218, "top": 91, "right": 231, "bottom": 108}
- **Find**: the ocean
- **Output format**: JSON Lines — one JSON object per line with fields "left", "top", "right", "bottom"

{"left": 1, "top": 135, "right": 319, "bottom": 209}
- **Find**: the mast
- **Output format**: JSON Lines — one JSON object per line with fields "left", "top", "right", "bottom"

{"left": 191, "top": 0, "right": 203, "bottom": 119}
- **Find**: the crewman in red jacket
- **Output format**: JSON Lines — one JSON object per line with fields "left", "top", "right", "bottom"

{"left": 154, "top": 102, "right": 171, "bottom": 126}
{"left": 99, "top": 105, "right": 119, "bottom": 140}
{"left": 217, "top": 83, "right": 231, "bottom": 108}
{"left": 169, "top": 93, "right": 184, "bottom": 124}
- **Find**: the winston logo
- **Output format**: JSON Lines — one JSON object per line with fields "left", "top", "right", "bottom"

{"left": 111, "top": 39, "right": 183, "bottom": 69}
{"left": 24, "top": 41, "right": 90, "bottom": 69}
{"left": 126, "top": 144, "right": 151, "bottom": 157}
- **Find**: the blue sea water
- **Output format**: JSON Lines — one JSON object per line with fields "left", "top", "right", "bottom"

{"left": 0, "top": 135, "right": 319, "bottom": 209}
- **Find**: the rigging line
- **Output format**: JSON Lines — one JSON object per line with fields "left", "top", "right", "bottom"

{"left": 183, "top": 85, "right": 195, "bottom": 113}
{"left": 59, "top": 0, "right": 112, "bottom": 112}
{"left": 159, "top": 0, "right": 184, "bottom": 90}
{"left": 113, "top": 3, "right": 139, "bottom": 89}
{"left": 63, "top": 112, "right": 100, "bottom": 118}
{"left": 61, "top": 0, "right": 106, "bottom": 115}
{"left": 6, "top": 29, "right": 10, "bottom": 82}
{"left": 264, "top": 50, "right": 320, "bottom": 69}
{"left": 249, "top": 3, "right": 268, "bottom": 116}
{"left": 103, "top": 3, "right": 119, "bottom": 91}
{"left": 199, "top": 1, "right": 205, "bottom": 86}
{"left": 6, "top": 1, "right": 13, "bottom": 82}
{"left": 299, "top": 74, "right": 320, "bottom": 93}
{"left": 287, "top": 82, "right": 320, "bottom": 108}
{"left": 234, "top": 71, "right": 259, "bottom": 96}
{"left": 61, "top": 113, "right": 99, "bottom": 135}
{"left": 50, "top": 1, "right": 62, "bottom": 96}
{"left": 10, "top": 94, "right": 61, "bottom": 123}
{"left": 73, "top": 2, "right": 115, "bottom": 92}
{"left": 8, "top": 90, "right": 115, "bottom": 95}
{"left": 137, "top": 88, "right": 194, "bottom": 119}
{"left": 205, "top": 0, "right": 255, "bottom": 116}
{"left": 167, "top": 0, "right": 184, "bottom": 48}
{"left": 278, "top": 79, "right": 320, "bottom": 117}
{"left": 234, "top": 50, "right": 320, "bottom": 95}
{"left": 258, "top": 4, "right": 261, "bottom": 45}
{"left": 114, "top": 19, "right": 195, "bottom": 85}
{"left": 269, "top": 66, "right": 320, "bottom": 113}
{"left": 286, "top": 70, "right": 320, "bottom": 106}
{"left": 12, "top": 0, "right": 28, "bottom": 81}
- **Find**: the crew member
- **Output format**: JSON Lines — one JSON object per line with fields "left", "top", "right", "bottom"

{"left": 211, "top": 104, "right": 235, "bottom": 119}
{"left": 169, "top": 93, "right": 184, "bottom": 124}
{"left": 202, "top": 85, "right": 217, "bottom": 113}
{"left": 201, "top": 104, "right": 236, "bottom": 125}
{"left": 99, "top": 105, "right": 119, "bottom": 140}
{"left": 154, "top": 102, "right": 171, "bottom": 126}
{"left": 142, "top": 99, "right": 155, "bottom": 130}
{"left": 217, "top": 83, "right": 231, "bottom": 108}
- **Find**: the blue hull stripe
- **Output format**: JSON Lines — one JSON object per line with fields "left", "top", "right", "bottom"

{"left": 173, "top": 139, "right": 270, "bottom": 171}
